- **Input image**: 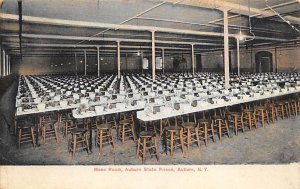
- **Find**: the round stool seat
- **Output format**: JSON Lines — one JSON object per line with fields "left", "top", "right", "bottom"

{"left": 165, "top": 126, "right": 181, "bottom": 131}
{"left": 97, "top": 123, "right": 112, "bottom": 129}
{"left": 182, "top": 122, "right": 195, "bottom": 129}
{"left": 140, "top": 131, "right": 155, "bottom": 138}
{"left": 18, "top": 122, "right": 35, "bottom": 128}
{"left": 229, "top": 112, "right": 241, "bottom": 116}
{"left": 256, "top": 106, "right": 266, "bottom": 110}
{"left": 72, "top": 128, "right": 87, "bottom": 134}
{"left": 276, "top": 102, "right": 284, "bottom": 106}
{"left": 211, "top": 115, "right": 223, "bottom": 120}
{"left": 119, "top": 120, "right": 131, "bottom": 125}
{"left": 198, "top": 119, "right": 210, "bottom": 123}
{"left": 43, "top": 119, "right": 57, "bottom": 124}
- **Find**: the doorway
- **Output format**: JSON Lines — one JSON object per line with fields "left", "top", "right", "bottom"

{"left": 196, "top": 54, "right": 202, "bottom": 72}
{"left": 255, "top": 51, "right": 273, "bottom": 73}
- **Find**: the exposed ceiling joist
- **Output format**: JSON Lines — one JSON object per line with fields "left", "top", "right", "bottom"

{"left": 164, "top": 0, "right": 300, "bottom": 24}
{"left": 208, "top": 0, "right": 299, "bottom": 24}
{"left": 0, "top": 13, "right": 288, "bottom": 42}
{"left": 0, "top": 33, "right": 225, "bottom": 46}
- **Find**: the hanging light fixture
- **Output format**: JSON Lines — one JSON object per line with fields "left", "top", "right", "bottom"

{"left": 238, "top": 0, "right": 245, "bottom": 41}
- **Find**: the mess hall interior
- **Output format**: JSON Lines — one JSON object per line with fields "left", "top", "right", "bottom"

{"left": 0, "top": 0, "right": 299, "bottom": 165}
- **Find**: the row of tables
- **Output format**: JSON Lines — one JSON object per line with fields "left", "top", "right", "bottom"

{"left": 14, "top": 72, "right": 300, "bottom": 150}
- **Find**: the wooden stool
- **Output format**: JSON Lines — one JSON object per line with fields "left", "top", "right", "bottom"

{"left": 197, "top": 118, "right": 215, "bottom": 146}
{"left": 182, "top": 122, "right": 200, "bottom": 153}
{"left": 61, "top": 118, "right": 76, "bottom": 140}
{"left": 96, "top": 123, "right": 114, "bottom": 154}
{"left": 254, "top": 106, "right": 269, "bottom": 127}
{"left": 17, "top": 123, "right": 35, "bottom": 148}
{"left": 228, "top": 112, "right": 244, "bottom": 135}
{"left": 136, "top": 131, "right": 159, "bottom": 163}
{"left": 276, "top": 102, "right": 290, "bottom": 120}
{"left": 211, "top": 115, "right": 230, "bottom": 141}
{"left": 289, "top": 100, "right": 297, "bottom": 117}
{"left": 41, "top": 119, "right": 59, "bottom": 144}
{"left": 70, "top": 128, "right": 89, "bottom": 159}
{"left": 118, "top": 119, "right": 136, "bottom": 144}
{"left": 267, "top": 104, "right": 278, "bottom": 123}
{"left": 164, "top": 126, "right": 184, "bottom": 156}
{"left": 242, "top": 109, "right": 257, "bottom": 130}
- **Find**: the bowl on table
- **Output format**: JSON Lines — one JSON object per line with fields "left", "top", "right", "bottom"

{"left": 34, "top": 98, "right": 41, "bottom": 103}
{"left": 60, "top": 100, "right": 68, "bottom": 108}
{"left": 37, "top": 103, "right": 46, "bottom": 111}
{"left": 95, "top": 106, "right": 104, "bottom": 113}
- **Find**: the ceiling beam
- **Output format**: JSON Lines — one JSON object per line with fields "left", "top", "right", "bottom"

{"left": 208, "top": 1, "right": 299, "bottom": 24}
{"left": 0, "top": 13, "right": 288, "bottom": 42}
{"left": 165, "top": 0, "right": 300, "bottom": 24}
{"left": 0, "top": 33, "right": 224, "bottom": 46}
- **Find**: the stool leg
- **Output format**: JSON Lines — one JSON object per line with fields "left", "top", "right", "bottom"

{"left": 195, "top": 127, "right": 200, "bottom": 150}
{"left": 287, "top": 104, "right": 291, "bottom": 118}
{"left": 43, "top": 126, "right": 46, "bottom": 144}
{"left": 261, "top": 111, "right": 265, "bottom": 128}
{"left": 266, "top": 110, "right": 269, "bottom": 125}
{"left": 234, "top": 116, "right": 238, "bottom": 135}
{"left": 99, "top": 129, "right": 103, "bottom": 154}
{"left": 218, "top": 120, "right": 222, "bottom": 141}
{"left": 136, "top": 138, "right": 141, "bottom": 159}
{"left": 142, "top": 138, "right": 146, "bottom": 163}
{"left": 240, "top": 116, "right": 244, "bottom": 132}
{"left": 122, "top": 126, "right": 125, "bottom": 144}
{"left": 225, "top": 120, "right": 230, "bottom": 138}
{"left": 180, "top": 129, "right": 185, "bottom": 155}
{"left": 154, "top": 136, "right": 159, "bottom": 161}
{"left": 187, "top": 128, "right": 191, "bottom": 153}
{"left": 281, "top": 106, "right": 285, "bottom": 119}
{"left": 131, "top": 125, "right": 136, "bottom": 141}
{"left": 18, "top": 129, "right": 21, "bottom": 148}
{"left": 170, "top": 132, "right": 174, "bottom": 156}
{"left": 72, "top": 135, "right": 77, "bottom": 159}
{"left": 85, "top": 133, "right": 90, "bottom": 153}
{"left": 64, "top": 122, "right": 68, "bottom": 139}
{"left": 247, "top": 113, "right": 252, "bottom": 130}
{"left": 160, "top": 119, "right": 163, "bottom": 137}
{"left": 210, "top": 122, "right": 215, "bottom": 142}
{"left": 271, "top": 107, "right": 275, "bottom": 123}
{"left": 110, "top": 128, "right": 114, "bottom": 149}
{"left": 31, "top": 127, "right": 35, "bottom": 147}
{"left": 54, "top": 125, "right": 59, "bottom": 143}
{"left": 204, "top": 123, "right": 208, "bottom": 146}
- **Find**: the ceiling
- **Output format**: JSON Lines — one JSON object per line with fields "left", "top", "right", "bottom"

{"left": 0, "top": 0, "right": 299, "bottom": 57}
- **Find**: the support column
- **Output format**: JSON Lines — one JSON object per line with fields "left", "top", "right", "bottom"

{"left": 236, "top": 38, "right": 240, "bottom": 77}
{"left": 8, "top": 56, "right": 10, "bottom": 75}
{"left": 0, "top": 46, "right": 2, "bottom": 77}
{"left": 223, "top": 10, "right": 230, "bottom": 89}
{"left": 3, "top": 50, "right": 6, "bottom": 76}
{"left": 162, "top": 48, "right": 165, "bottom": 74}
{"left": 96, "top": 46, "right": 100, "bottom": 77}
{"left": 84, "top": 50, "right": 87, "bottom": 76}
{"left": 191, "top": 44, "right": 195, "bottom": 76}
{"left": 151, "top": 31, "right": 156, "bottom": 81}
{"left": 117, "top": 41, "right": 121, "bottom": 79}
{"left": 74, "top": 52, "right": 77, "bottom": 75}
{"left": 6, "top": 55, "right": 9, "bottom": 76}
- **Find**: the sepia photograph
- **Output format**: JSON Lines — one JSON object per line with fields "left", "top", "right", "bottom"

{"left": 0, "top": 0, "right": 299, "bottom": 188}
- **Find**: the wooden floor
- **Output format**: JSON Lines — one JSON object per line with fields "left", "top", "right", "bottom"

{"left": 0, "top": 80, "right": 300, "bottom": 165}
